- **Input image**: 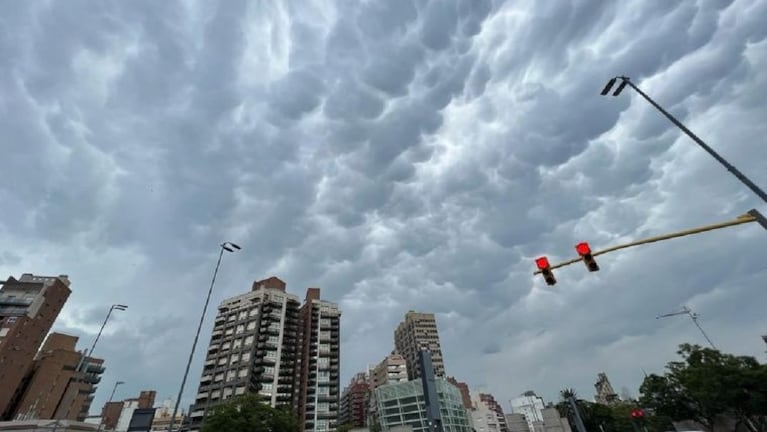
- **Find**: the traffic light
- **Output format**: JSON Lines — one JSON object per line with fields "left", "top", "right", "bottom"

{"left": 631, "top": 409, "right": 645, "bottom": 419}
{"left": 575, "top": 242, "right": 599, "bottom": 272}
{"left": 535, "top": 256, "right": 557, "bottom": 286}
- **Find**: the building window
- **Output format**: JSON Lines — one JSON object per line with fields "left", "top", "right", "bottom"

{"left": 317, "top": 387, "right": 329, "bottom": 395}
{"left": 222, "top": 342, "right": 231, "bottom": 350}
{"left": 316, "top": 420, "right": 328, "bottom": 431}
{"left": 233, "top": 339, "right": 242, "bottom": 349}
{"left": 246, "top": 321, "right": 256, "bottom": 330}
{"left": 238, "top": 368, "right": 248, "bottom": 378}
{"left": 223, "top": 388, "right": 233, "bottom": 399}
{"left": 225, "top": 328, "right": 234, "bottom": 335}
{"left": 318, "top": 357, "right": 329, "bottom": 367}
{"left": 226, "top": 371, "right": 236, "bottom": 382}
{"left": 236, "top": 325, "right": 245, "bottom": 334}
{"left": 244, "top": 335, "right": 254, "bottom": 346}
{"left": 320, "top": 331, "right": 331, "bottom": 340}
{"left": 235, "top": 386, "right": 246, "bottom": 395}
{"left": 238, "top": 311, "right": 248, "bottom": 320}
{"left": 215, "top": 373, "right": 224, "bottom": 382}
{"left": 319, "top": 344, "right": 330, "bottom": 353}
{"left": 268, "top": 336, "right": 279, "bottom": 345}
{"left": 217, "top": 358, "right": 227, "bottom": 366}
{"left": 320, "top": 319, "right": 330, "bottom": 327}
{"left": 265, "top": 350, "right": 277, "bottom": 359}
{"left": 241, "top": 352, "right": 251, "bottom": 362}
{"left": 318, "top": 371, "right": 329, "bottom": 383}
{"left": 249, "top": 308, "right": 259, "bottom": 317}
{"left": 211, "top": 390, "right": 221, "bottom": 399}
{"left": 317, "top": 402, "right": 328, "bottom": 412}
{"left": 260, "top": 383, "right": 273, "bottom": 394}
{"left": 268, "top": 323, "right": 281, "bottom": 331}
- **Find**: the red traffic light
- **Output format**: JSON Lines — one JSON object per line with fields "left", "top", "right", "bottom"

{"left": 535, "top": 257, "right": 551, "bottom": 270}
{"left": 575, "top": 242, "right": 591, "bottom": 256}
{"left": 631, "top": 409, "right": 645, "bottom": 418}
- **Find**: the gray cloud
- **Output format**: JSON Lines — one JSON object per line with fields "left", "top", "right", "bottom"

{"left": 1, "top": 0, "right": 766, "bottom": 416}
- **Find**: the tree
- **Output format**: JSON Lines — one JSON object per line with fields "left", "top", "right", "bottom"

{"left": 640, "top": 343, "right": 767, "bottom": 432}
{"left": 337, "top": 424, "right": 354, "bottom": 432}
{"left": 202, "top": 394, "right": 300, "bottom": 432}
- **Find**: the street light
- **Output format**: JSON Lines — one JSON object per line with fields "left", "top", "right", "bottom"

{"left": 601, "top": 75, "right": 767, "bottom": 204}
{"left": 168, "top": 242, "right": 241, "bottom": 432}
{"left": 97, "top": 381, "right": 125, "bottom": 432}
{"left": 76, "top": 304, "right": 128, "bottom": 374}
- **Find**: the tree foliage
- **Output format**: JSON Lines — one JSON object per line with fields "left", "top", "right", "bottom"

{"left": 556, "top": 388, "right": 673, "bottom": 432}
{"left": 640, "top": 343, "right": 767, "bottom": 432}
{"left": 202, "top": 394, "right": 300, "bottom": 432}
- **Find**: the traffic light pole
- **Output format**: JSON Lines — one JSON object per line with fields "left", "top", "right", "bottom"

{"left": 534, "top": 209, "right": 766, "bottom": 275}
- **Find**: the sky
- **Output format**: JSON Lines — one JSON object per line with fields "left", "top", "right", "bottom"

{"left": 1, "top": 0, "right": 767, "bottom": 416}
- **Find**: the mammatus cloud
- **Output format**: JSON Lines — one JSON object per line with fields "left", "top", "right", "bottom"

{"left": 1, "top": 0, "right": 766, "bottom": 412}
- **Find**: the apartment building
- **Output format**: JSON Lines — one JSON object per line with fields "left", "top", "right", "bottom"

{"left": 12, "top": 333, "right": 105, "bottom": 422}
{"left": 366, "top": 353, "right": 409, "bottom": 426}
{"left": 296, "top": 288, "right": 341, "bottom": 432}
{"left": 394, "top": 311, "right": 445, "bottom": 380}
{"left": 446, "top": 377, "right": 472, "bottom": 409}
{"left": 477, "top": 393, "right": 508, "bottom": 432}
{"left": 339, "top": 373, "right": 367, "bottom": 428}
{"left": 188, "top": 277, "right": 300, "bottom": 431}
{"left": 188, "top": 277, "right": 341, "bottom": 432}
{"left": 374, "top": 379, "right": 472, "bottom": 432}
{"left": 0, "top": 274, "right": 71, "bottom": 420}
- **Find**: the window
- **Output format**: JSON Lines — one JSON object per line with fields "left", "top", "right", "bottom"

{"left": 320, "top": 331, "right": 331, "bottom": 339}
{"left": 238, "top": 311, "right": 248, "bottom": 320}
{"left": 317, "top": 402, "right": 328, "bottom": 412}
{"left": 268, "top": 323, "right": 281, "bottom": 331}
{"left": 222, "top": 342, "right": 231, "bottom": 350}
{"left": 236, "top": 325, "right": 245, "bottom": 334}
{"left": 320, "top": 319, "right": 330, "bottom": 327}
{"left": 315, "top": 419, "right": 328, "bottom": 431}
{"left": 235, "top": 386, "right": 246, "bottom": 395}
{"left": 265, "top": 350, "right": 277, "bottom": 359}
{"left": 226, "top": 371, "right": 236, "bottom": 382}
{"left": 214, "top": 373, "right": 224, "bottom": 382}
{"left": 263, "top": 366, "right": 275, "bottom": 375}
{"left": 249, "top": 308, "right": 259, "bottom": 317}
{"left": 244, "top": 336, "right": 254, "bottom": 346}
{"left": 268, "top": 336, "right": 279, "bottom": 345}
{"left": 260, "top": 383, "right": 273, "bottom": 394}
{"left": 225, "top": 328, "right": 234, "bottom": 335}
{"left": 318, "top": 357, "right": 329, "bottom": 367}
{"left": 230, "top": 354, "right": 239, "bottom": 364}
{"left": 238, "top": 368, "right": 248, "bottom": 378}
{"left": 233, "top": 339, "right": 242, "bottom": 349}
{"left": 7, "top": 317, "right": 16, "bottom": 324}
{"left": 228, "top": 314, "right": 236, "bottom": 321}
{"left": 223, "top": 388, "right": 233, "bottom": 399}
{"left": 318, "top": 371, "right": 329, "bottom": 383}
{"left": 319, "top": 344, "right": 330, "bottom": 353}
{"left": 241, "top": 352, "right": 251, "bottom": 362}
{"left": 246, "top": 321, "right": 256, "bottom": 330}
{"left": 217, "top": 358, "right": 227, "bottom": 366}
{"left": 211, "top": 390, "right": 221, "bottom": 399}
{"left": 317, "top": 387, "right": 329, "bottom": 395}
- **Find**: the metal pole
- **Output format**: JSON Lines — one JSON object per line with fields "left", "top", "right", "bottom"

{"left": 619, "top": 76, "right": 767, "bottom": 204}
{"left": 167, "top": 246, "right": 226, "bottom": 432}
{"left": 688, "top": 311, "right": 717, "bottom": 350}
{"left": 567, "top": 396, "right": 588, "bottom": 432}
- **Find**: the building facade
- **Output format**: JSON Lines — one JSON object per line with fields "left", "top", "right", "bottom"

{"left": 445, "top": 378, "right": 471, "bottom": 410}
{"left": 0, "top": 274, "right": 72, "bottom": 420}
{"left": 12, "top": 333, "right": 104, "bottom": 422}
{"left": 296, "top": 288, "right": 342, "bottom": 432}
{"left": 187, "top": 277, "right": 341, "bottom": 432}
{"left": 366, "top": 353, "right": 409, "bottom": 427}
{"left": 339, "top": 373, "right": 368, "bottom": 428}
{"left": 470, "top": 399, "right": 504, "bottom": 432}
{"left": 477, "top": 393, "right": 508, "bottom": 432}
{"left": 505, "top": 413, "right": 531, "bottom": 432}
{"left": 374, "top": 379, "right": 471, "bottom": 432}
{"left": 394, "top": 311, "right": 445, "bottom": 380}
{"left": 510, "top": 392, "right": 545, "bottom": 432}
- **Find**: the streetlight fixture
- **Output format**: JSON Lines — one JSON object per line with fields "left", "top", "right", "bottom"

{"left": 76, "top": 304, "right": 128, "bottom": 373}
{"left": 601, "top": 75, "right": 767, "bottom": 204}
{"left": 168, "top": 242, "right": 241, "bottom": 432}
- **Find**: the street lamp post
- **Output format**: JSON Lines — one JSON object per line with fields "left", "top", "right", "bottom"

{"left": 167, "top": 242, "right": 241, "bottom": 432}
{"left": 601, "top": 75, "right": 767, "bottom": 204}
{"left": 76, "top": 304, "right": 128, "bottom": 373}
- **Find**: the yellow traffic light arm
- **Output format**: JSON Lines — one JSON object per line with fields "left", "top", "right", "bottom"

{"left": 533, "top": 211, "right": 760, "bottom": 275}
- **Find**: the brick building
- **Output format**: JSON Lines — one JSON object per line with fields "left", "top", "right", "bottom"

{"left": 0, "top": 274, "right": 71, "bottom": 420}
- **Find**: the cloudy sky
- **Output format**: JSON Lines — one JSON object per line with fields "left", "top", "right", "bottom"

{"left": 2, "top": 0, "right": 767, "bottom": 415}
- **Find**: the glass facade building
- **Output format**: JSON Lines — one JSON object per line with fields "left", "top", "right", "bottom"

{"left": 374, "top": 379, "right": 471, "bottom": 432}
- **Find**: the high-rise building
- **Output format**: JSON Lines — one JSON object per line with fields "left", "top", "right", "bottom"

{"left": 0, "top": 274, "right": 71, "bottom": 420}
{"left": 593, "top": 372, "right": 619, "bottom": 405}
{"left": 394, "top": 311, "right": 445, "bottom": 380}
{"left": 296, "top": 288, "right": 341, "bottom": 432}
{"left": 12, "top": 333, "right": 105, "bottom": 422}
{"left": 187, "top": 277, "right": 341, "bottom": 432}
{"left": 339, "top": 372, "right": 368, "bottom": 428}
{"left": 374, "top": 379, "right": 472, "bottom": 432}
{"left": 510, "top": 392, "right": 545, "bottom": 432}
{"left": 471, "top": 395, "right": 505, "bottom": 432}
{"left": 187, "top": 277, "right": 301, "bottom": 431}
{"left": 446, "top": 377, "right": 472, "bottom": 409}
{"left": 505, "top": 413, "right": 531, "bottom": 432}
{"left": 478, "top": 393, "right": 508, "bottom": 432}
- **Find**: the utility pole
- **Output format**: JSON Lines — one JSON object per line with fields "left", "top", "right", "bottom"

{"left": 656, "top": 306, "right": 717, "bottom": 349}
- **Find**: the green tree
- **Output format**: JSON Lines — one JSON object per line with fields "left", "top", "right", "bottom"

{"left": 640, "top": 343, "right": 767, "bottom": 432}
{"left": 202, "top": 394, "right": 300, "bottom": 432}
{"left": 337, "top": 424, "right": 354, "bottom": 432}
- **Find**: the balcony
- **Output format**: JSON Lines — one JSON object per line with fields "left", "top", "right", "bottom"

{"left": 0, "top": 296, "right": 33, "bottom": 306}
